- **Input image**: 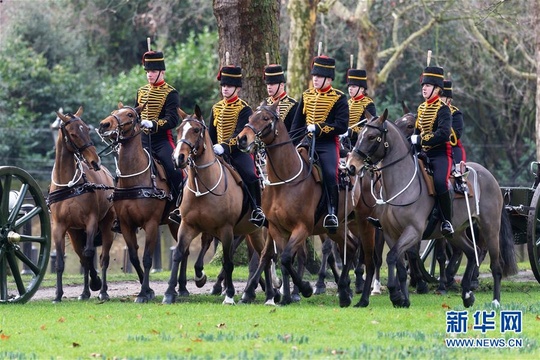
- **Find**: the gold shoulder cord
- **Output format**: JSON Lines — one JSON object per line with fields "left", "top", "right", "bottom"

{"left": 416, "top": 100, "right": 442, "bottom": 149}
{"left": 303, "top": 89, "right": 340, "bottom": 126}
{"left": 348, "top": 96, "right": 373, "bottom": 132}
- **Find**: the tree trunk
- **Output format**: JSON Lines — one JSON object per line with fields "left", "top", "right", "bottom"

{"left": 286, "top": 0, "right": 319, "bottom": 100}
{"left": 213, "top": 0, "right": 280, "bottom": 107}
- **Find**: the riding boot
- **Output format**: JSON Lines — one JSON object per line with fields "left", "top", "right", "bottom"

{"left": 437, "top": 191, "right": 454, "bottom": 238}
{"left": 111, "top": 218, "right": 121, "bottom": 234}
{"left": 248, "top": 182, "right": 266, "bottom": 227}
{"left": 323, "top": 185, "right": 339, "bottom": 234}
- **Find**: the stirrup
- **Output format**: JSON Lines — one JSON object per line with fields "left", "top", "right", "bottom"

{"left": 111, "top": 219, "right": 121, "bottom": 234}
{"left": 168, "top": 208, "right": 181, "bottom": 225}
{"left": 323, "top": 214, "right": 339, "bottom": 234}
{"left": 441, "top": 220, "right": 454, "bottom": 239}
{"left": 249, "top": 207, "right": 266, "bottom": 228}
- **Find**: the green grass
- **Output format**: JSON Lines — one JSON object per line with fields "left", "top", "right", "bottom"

{"left": 1, "top": 263, "right": 539, "bottom": 359}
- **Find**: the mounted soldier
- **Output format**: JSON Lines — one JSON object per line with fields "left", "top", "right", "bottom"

{"left": 263, "top": 62, "right": 298, "bottom": 131}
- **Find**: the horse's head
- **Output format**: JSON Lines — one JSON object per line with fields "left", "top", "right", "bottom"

{"left": 346, "top": 108, "right": 389, "bottom": 175}
{"left": 394, "top": 101, "right": 416, "bottom": 138}
{"left": 173, "top": 105, "right": 206, "bottom": 169}
{"left": 55, "top": 106, "right": 102, "bottom": 171}
{"left": 98, "top": 102, "right": 143, "bottom": 141}
{"left": 237, "top": 99, "right": 280, "bottom": 153}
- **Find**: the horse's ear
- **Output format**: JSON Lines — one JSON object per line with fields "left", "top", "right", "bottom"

{"left": 177, "top": 107, "right": 187, "bottom": 120}
{"left": 55, "top": 110, "right": 69, "bottom": 122}
{"left": 270, "top": 99, "right": 279, "bottom": 112}
{"left": 194, "top": 104, "right": 202, "bottom": 119}
{"left": 401, "top": 100, "right": 410, "bottom": 114}
{"left": 75, "top": 106, "right": 83, "bottom": 118}
{"left": 260, "top": 99, "right": 268, "bottom": 107}
{"left": 365, "top": 110, "right": 374, "bottom": 121}
{"left": 379, "top": 109, "right": 389, "bottom": 123}
{"left": 118, "top": 102, "right": 124, "bottom": 109}
{"left": 135, "top": 102, "right": 145, "bottom": 114}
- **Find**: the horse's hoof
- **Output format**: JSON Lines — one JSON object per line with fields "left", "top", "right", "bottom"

{"left": 52, "top": 298, "right": 62, "bottom": 304}
{"left": 90, "top": 277, "right": 102, "bottom": 292}
{"left": 355, "top": 280, "right": 365, "bottom": 294}
{"left": 314, "top": 286, "right": 326, "bottom": 295}
{"left": 463, "top": 292, "right": 475, "bottom": 308}
{"left": 135, "top": 296, "right": 149, "bottom": 303}
{"left": 195, "top": 274, "right": 207, "bottom": 288}
{"left": 416, "top": 280, "right": 429, "bottom": 294}
{"left": 339, "top": 293, "right": 352, "bottom": 308}
{"left": 390, "top": 292, "right": 405, "bottom": 307}
{"left": 178, "top": 289, "right": 190, "bottom": 297}
{"left": 435, "top": 288, "right": 447, "bottom": 295}
{"left": 147, "top": 289, "right": 156, "bottom": 301}
{"left": 280, "top": 296, "right": 292, "bottom": 306}
{"left": 291, "top": 294, "right": 301, "bottom": 303}
{"left": 273, "top": 289, "right": 281, "bottom": 304}
{"left": 222, "top": 296, "right": 235, "bottom": 305}
{"left": 98, "top": 292, "right": 110, "bottom": 301}
{"left": 300, "top": 281, "right": 313, "bottom": 298}
{"left": 162, "top": 293, "right": 177, "bottom": 305}
{"left": 78, "top": 292, "right": 90, "bottom": 301}
{"left": 211, "top": 285, "right": 223, "bottom": 296}
{"left": 354, "top": 298, "right": 369, "bottom": 308}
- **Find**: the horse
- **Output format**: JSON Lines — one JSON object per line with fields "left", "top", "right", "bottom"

{"left": 162, "top": 105, "right": 271, "bottom": 305}
{"left": 346, "top": 109, "right": 518, "bottom": 308}
{"left": 47, "top": 107, "right": 116, "bottom": 302}
{"left": 394, "top": 105, "right": 481, "bottom": 294}
{"left": 237, "top": 100, "right": 378, "bottom": 307}
{"left": 98, "top": 103, "right": 180, "bottom": 303}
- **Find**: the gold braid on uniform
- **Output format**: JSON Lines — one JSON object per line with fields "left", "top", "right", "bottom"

{"left": 449, "top": 104, "right": 460, "bottom": 146}
{"left": 416, "top": 100, "right": 442, "bottom": 150}
{"left": 212, "top": 99, "right": 249, "bottom": 147}
{"left": 138, "top": 83, "right": 174, "bottom": 128}
{"left": 348, "top": 96, "right": 373, "bottom": 134}
{"left": 267, "top": 96, "right": 295, "bottom": 122}
{"left": 302, "top": 88, "right": 342, "bottom": 134}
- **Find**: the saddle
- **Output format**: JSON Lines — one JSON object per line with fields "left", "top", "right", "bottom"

{"left": 297, "top": 147, "right": 351, "bottom": 190}
{"left": 417, "top": 157, "right": 473, "bottom": 198}
{"left": 216, "top": 156, "right": 243, "bottom": 186}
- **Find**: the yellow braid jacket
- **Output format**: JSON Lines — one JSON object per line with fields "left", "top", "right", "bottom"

{"left": 348, "top": 95, "right": 375, "bottom": 134}
{"left": 415, "top": 97, "right": 452, "bottom": 151}
{"left": 137, "top": 82, "right": 178, "bottom": 132}
{"left": 210, "top": 97, "right": 252, "bottom": 151}
{"left": 297, "top": 87, "right": 348, "bottom": 137}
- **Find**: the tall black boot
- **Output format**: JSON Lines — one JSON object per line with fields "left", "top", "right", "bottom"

{"left": 248, "top": 182, "right": 266, "bottom": 227}
{"left": 437, "top": 191, "right": 454, "bottom": 238}
{"left": 323, "top": 185, "right": 339, "bottom": 234}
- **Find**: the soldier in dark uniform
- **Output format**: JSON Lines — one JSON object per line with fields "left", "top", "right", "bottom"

{"left": 112, "top": 50, "right": 183, "bottom": 232}
{"left": 411, "top": 66, "right": 454, "bottom": 238}
{"left": 441, "top": 80, "right": 466, "bottom": 166}
{"left": 263, "top": 64, "right": 298, "bottom": 131}
{"left": 345, "top": 68, "right": 377, "bottom": 148}
{"left": 209, "top": 65, "right": 266, "bottom": 227}
{"left": 137, "top": 50, "right": 184, "bottom": 224}
{"left": 290, "top": 55, "right": 349, "bottom": 233}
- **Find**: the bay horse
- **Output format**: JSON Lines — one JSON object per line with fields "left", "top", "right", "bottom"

{"left": 47, "top": 107, "right": 115, "bottom": 302}
{"left": 162, "top": 105, "right": 271, "bottom": 305}
{"left": 237, "top": 100, "right": 377, "bottom": 307}
{"left": 98, "top": 103, "right": 180, "bottom": 303}
{"left": 346, "top": 109, "right": 518, "bottom": 308}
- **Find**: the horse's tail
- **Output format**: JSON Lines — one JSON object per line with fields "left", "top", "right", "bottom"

{"left": 499, "top": 206, "right": 519, "bottom": 277}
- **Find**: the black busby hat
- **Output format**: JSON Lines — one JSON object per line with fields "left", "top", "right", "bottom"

{"left": 347, "top": 69, "right": 368, "bottom": 89}
{"left": 142, "top": 51, "right": 166, "bottom": 71}
{"left": 217, "top": 65, "right": 242, "bottom": 87}
{"left": 264, "top": 64, "right": 285, "bottom": 84}
{"left": 421, "top": 66, "right": 444, "bottom": 89}
{"left": 442, "top": 80, "right": 453, "bottom": 98}
{"left": 311, "top": 56, "right": 335, "bottom": 80}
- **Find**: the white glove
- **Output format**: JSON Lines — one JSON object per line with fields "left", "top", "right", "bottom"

{"left": 141, "top": 120, "right": 153, "bottom": 129}
{"left": 307, "top": 124, "right": 316, "bottom": 133}
{"left": 213, "top": 144, "right": 224, "bottom": 155}
{"left": 410, "top": 135, "right": 419, "bottom": 145}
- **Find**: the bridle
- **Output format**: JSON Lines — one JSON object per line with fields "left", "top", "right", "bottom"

{"left": 242, "top": 105, "right": 281, "bottom": 151}
{"left": 177, "top": 117, "right": 207, "bottom": 159}
{"left": 109, "top": 106, "right": 142, "bottom": 142}
{"left": 352, "top": 119, "right": 389, "bottom": 167}
{"left": 60, "top": 114, "right": 95, "bottom": 155}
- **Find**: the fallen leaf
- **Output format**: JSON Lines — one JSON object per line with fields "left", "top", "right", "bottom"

{"left": 0, "top": 333, "right": 10, "bottom": 340}
{"left": 90, "top": 353, "right": 101, "bottom": 357}
{"left": 151, "top": 329, "right": 160, "bottom": 334}
{"left": 371, "top": 320, "right": 379, "bottom": 324}
{"left": 536, "top": 315, "right": 540, "bottom": 321}
{"left": 72, "top": 342, "right": 80, "bottom": 347}
{"left": 137, "top": 314, "right": 142, "bottom": 320}
{"left": 58, "top": 317, "right": 66, "bottom": 323}
{"left": 191, "top": 338, "right": 203, "bottom": 342}
{"left": 253, "top": 323, "right": 259, "bottom": 327}
{"left": 216, "top": 323, "right": 226, "bottom": 328}
{"left": 40, "top": 325, "right": 47, "bottom": 330}
{"left": 442, "top": 303, "right": 451, "bottom": 309}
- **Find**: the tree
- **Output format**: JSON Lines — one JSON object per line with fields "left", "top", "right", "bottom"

{"left": 213, "top": 0, "right": 280, "bottom": 107}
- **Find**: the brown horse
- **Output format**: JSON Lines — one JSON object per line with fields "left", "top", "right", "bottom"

{"left": 47, "top": 107, "right": 116, "bottom": 302}
{"left": 98, "top": 103, "right": 180, "bottom": 303}
{"left": 162, "top": 105, "right": 271, "bottom": 305}
{"left": 237, "top": 100, "right": 377, "bottom": 307}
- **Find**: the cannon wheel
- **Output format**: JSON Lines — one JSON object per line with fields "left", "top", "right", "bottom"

{"left": 415, "top": 239, "right": 463, "bottom": 284}
{"left": 0, "top": 166, "right": 51, "bottom": 303}
{"left": 527, "top": 183, "right": 540, "bottom": 283}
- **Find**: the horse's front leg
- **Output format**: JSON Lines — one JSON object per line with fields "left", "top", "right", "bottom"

{"left": 163, "top": 226, "right": 197, "bottom": 304}
{"left": 435, "top": 238, "right": 448, "bottom": 294}
{"left": 194, "top": 233, "right": 214, "bottom": 288}
{"left": 221, "top": 231, "right": 236, "bottom": 305}
{"left": 315, "top": 236, "right": 333, "bottom": 295}
{"left": 135, "top": 226, "right": 159, "bottom": 303}
{"left": 84, "top": 227, "right": 103, "bottom": 295}
{"left": 280, "top": 229, "right": 312, "bottom": 304}
{"left": 52, "top": 228, "right": 66, "bottom": 303}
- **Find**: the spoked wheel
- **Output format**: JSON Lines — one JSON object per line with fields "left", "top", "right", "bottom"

{"left": 0, "top": 166, "right": 51, "bottom": 303}
{"left": 527, "top": 182, "right": 540, "bottom": 284}
{"left": 417, "top": 239, "right": 462, "bottom": 284}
